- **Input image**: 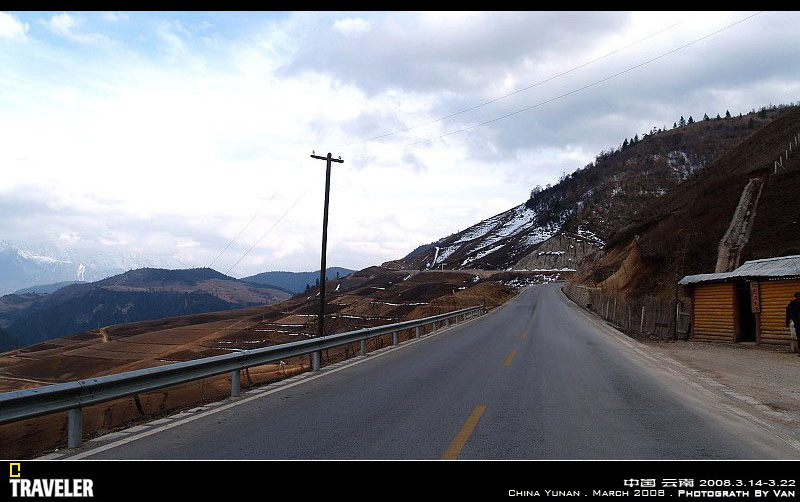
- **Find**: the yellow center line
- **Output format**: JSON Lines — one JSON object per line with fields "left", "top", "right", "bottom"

{"left": 503, "top": 350, "right": 517, "bottom": 367}
{"left": 441, "top": 405, "right": 486, "bottom": 460}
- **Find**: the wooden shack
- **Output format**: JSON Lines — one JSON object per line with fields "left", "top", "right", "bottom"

{"left": 679, "top": 255, "right": 800, "bottom": 349}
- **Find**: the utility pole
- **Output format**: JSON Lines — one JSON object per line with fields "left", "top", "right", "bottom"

{"left": 310, "top": 151, "right": 344, "bottom": 341}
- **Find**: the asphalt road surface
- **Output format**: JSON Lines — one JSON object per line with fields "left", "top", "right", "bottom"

{"left": 75, "top": 283, "right": 800, "bottom": 459}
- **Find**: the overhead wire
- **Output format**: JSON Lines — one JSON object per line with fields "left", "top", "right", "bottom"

{"left": 224, "top": 188, "right": 310, "bottom": 277}
{"left": 393, "top": 11, "right": 763, "bottom": 150}
{"left": 334, "top": 20, "right": 681, "bottom": 148}
{"left": 210, "top": 12, "right": 763, "bottom": 281}
{"left": 208, "top": 193, "right": 277, "bottom": 269}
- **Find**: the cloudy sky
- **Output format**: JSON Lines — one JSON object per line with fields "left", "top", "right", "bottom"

{"left": 1, "top": 11, "right": 798, "bottom": 276}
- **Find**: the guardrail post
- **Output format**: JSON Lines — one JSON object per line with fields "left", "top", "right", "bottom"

{"left": 445, "top": 318, "right": 449, "bottom": 328}
{"left": 231, "top": 370, "right": 241, "bottom": 397}
{"left": 415, "top": 326, "right": 420, "bottom": 338}
{"left": 67, "top": 408, "right": 82, "bottom": 448}
{"left": 392, "top": 331, "right": 398, "bottom": 345}
{"left": 312, "top": 350, "right": 321, "bottom": 371}
{"left": 360, "top": 339, "right": 366, "bottom": 356}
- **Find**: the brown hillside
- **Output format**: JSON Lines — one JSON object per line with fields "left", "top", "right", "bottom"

{"left": 594, "top": 106, "right": 800, "bottom": 298}
{"left": 387, "top": 108, "right": 783, "bottom": 272}
{"left": 743, "top": 168, "right": 800, "bottom": 260}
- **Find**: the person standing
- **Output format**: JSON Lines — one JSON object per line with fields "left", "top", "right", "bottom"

{"left": 786, "top": 292, "right": 800, "bottom": 354}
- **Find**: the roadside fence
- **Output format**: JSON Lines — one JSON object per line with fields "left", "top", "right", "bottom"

{"left": 562, "top": 283, "right": 690, "bottom": 340}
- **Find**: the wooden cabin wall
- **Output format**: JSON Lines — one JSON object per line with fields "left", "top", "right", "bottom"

{"left": 692, "top": 283, "right": 736, "bottom": 342}
{"left": 758, "top": 278, "right": 800, "bottom": 347}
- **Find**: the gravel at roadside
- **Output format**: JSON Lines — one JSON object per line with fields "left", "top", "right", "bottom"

{"left": 643, "top": 339, "right": 800, "bottom": 418}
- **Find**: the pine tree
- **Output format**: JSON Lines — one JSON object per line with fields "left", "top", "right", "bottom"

{"left": 725, "top": 110, "right": 731, "bottom": 119}
{"left": 688, "top": 116, "right": 694, "bottom": 124}
{"left": 679, "top": 116, "right": 686, "bottom": 127}
{"left": 673, "top": 122, "right": 677, "bottom": 128}
{"left": 622, "top": 138, "right": 629, "bottom": 149}
{"left": 703, "top": 113, "right": 710, "bottom": 121}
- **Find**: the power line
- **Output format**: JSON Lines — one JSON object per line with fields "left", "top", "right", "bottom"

{"left": 335, "top": 20, "right": 681, "bottom": 149}
{"left": 395, "top": 11, "right": 763, "bottom": 150}
{"left": 224, "top": 189, "right": 309, "bottom": 276}
{"left": 208, "top": 193, "right": 276, "bottom": 269}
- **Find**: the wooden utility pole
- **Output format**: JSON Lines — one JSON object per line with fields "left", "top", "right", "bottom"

{"left": 310, "top": 151, "right": 344, "bottom": 340}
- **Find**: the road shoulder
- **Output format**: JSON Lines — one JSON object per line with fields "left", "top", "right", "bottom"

{"left": 558, "top": 285, "right": 800, "bottom": 456}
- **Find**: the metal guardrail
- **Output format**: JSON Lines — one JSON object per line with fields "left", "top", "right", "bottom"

{"left": 0, "top": 305, "right": 486, "bottom": 448}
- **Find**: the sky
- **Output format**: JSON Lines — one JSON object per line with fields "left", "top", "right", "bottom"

{"left": 1, "top": 11, "right": 799, "bottom": 277}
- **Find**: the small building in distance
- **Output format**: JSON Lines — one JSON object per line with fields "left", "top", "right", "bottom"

{"left": 679, "top": 255, "right": 800, "bottom": 349}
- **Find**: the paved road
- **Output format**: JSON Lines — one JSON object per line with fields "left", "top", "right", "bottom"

{"left": 76, "top": 283, "right": 800, "bottom": 459}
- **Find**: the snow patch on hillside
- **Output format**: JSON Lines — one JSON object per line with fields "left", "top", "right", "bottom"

{"left": 667, "top": 150, "right": 705, "bottom": 180}
{"left": 462, "top": 244, "right": 504, "bottom": 266}
{"left": 503, "top": 274, "right": 564, "bottom": 288}
{"left": 471, "top": 204, "right": 537, "bottom": 252}
{"left": 433, "top": 244, "right": 460, "bottom": 266}
{"left": 520, "top": 224, "right": 560, "bottom": 247}
{"left": 575, "top": 226, "right": 605, "bottom": 246}
{"left": 455, "top": 212, "right": 506, "bottom": 243}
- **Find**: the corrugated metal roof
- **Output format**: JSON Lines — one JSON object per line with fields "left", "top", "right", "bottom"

{"left": 679, "top": 255, "right": 800, "bottom": 285}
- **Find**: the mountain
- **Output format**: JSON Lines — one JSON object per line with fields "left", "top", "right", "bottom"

{"left": 0, "top": 241, "right": 185, "bottom": 295}
{"left": 241, "top": 267, "right": 355, "bottom": 294}
{"left": 0, "top": 326, "right": 18, "bottom": 352}
{"left": 13, "top": 281, "right": 84, "bottom": 295}
{"left": 581, "top": 104, "right": 800, "bottom": 298}
{"left": 0, "top": 267, "right": 291, "bottom": 349}
{"left": 384, "top": 106, "right": 795, "bottom": 273}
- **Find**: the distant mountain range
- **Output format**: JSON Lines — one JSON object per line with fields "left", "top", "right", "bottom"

{"left": 13, "top": 281, "right": 85, "bottom": 295}
{"left": 0, "top": 241, "right": 185, "bottom": 295}
{"left": 0, "top": 267, "right": 291, "bottom": 350}
{"left": 242, "top": 267, "right": 355, "bottom": 294}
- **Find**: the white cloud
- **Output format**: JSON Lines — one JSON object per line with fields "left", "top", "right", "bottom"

{"left": 43, "top": 12, "right": 108, "bottom": 44}
{"left": 332, "top": 17, "right": 371, "bottom": 37}
{"left": 102, "top": 12, "right": 128, "bottom": 23}
{"left": 0, "top": 11, "right": 29, "bottom": 39}
{"left": 1, "top": 11, "right": 799, "bottom": 276}
{"left": 58, "top": 231, "right": 80, "bottom": 244}
{"left": 45, "top": 12, "right": 80, "bottom": 36}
